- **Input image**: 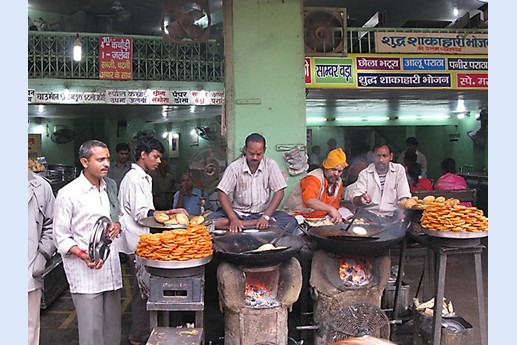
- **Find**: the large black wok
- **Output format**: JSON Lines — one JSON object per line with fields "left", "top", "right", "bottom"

{"left": 306, "top": 220, "right": 410, "bottom": 257}
{"left": 212, "top": 231, "right": 305, "bottom": 267}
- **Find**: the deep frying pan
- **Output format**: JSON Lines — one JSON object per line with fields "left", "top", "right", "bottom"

{"left": 307, "top": 220, "right": 410, "bottom": 257}
{"left": 212, "top": 231, "right": 305, "bottom": 267}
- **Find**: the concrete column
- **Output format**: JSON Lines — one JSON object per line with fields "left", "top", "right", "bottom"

{"left": 223, "top": 0, "right": 307, "bottom": 191}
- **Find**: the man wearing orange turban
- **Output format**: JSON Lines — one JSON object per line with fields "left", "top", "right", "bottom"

{"left": 292, "top": 148, "right": 353, "bottom": 223}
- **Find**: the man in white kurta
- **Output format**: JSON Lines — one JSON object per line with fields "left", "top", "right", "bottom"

{"left": 53, "top": 140, "right": 122, "bottom": 345}
{"left": 352, "top": 143, "right": 411, "bottom": 218}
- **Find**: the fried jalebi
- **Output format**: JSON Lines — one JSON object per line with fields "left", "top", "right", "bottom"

{"left": 135, "top": 224, "right": 213, "bottom": 261}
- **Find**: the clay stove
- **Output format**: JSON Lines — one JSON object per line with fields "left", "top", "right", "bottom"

{"left": 310, "top": 249, "right": 391, "bottom": 345}
{"left": 217, "top": 257, "right": 302, "bottom": 345}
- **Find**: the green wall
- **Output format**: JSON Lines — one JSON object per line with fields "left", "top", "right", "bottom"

{"left": 225, "top": 0, "right": 307, "bottom": 196}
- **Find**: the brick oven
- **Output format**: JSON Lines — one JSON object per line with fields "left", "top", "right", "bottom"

{"left": 309, "top": 249, "right": 392, "bottom": 345}
{"left": 217, "top": 257, "right": 302, "bottom": 345}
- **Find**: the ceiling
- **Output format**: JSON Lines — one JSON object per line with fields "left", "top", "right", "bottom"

{"left": 27, "top": 0, "right": 489, "bottom": 123}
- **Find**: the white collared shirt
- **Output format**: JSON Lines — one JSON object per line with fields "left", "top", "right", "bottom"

{"left": 352, "top": 162, "right": 411, "bottom": 216}
{"left": 53, "top": 172, "right": 122, "bottom": 294}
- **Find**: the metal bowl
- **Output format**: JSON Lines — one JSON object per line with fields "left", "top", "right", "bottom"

{"left": 136, "top": 254, "right": 212, "bottom": 269}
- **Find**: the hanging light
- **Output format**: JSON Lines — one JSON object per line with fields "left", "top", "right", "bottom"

{"left": 73, "top": 34, "right": 82, "bottom": 61}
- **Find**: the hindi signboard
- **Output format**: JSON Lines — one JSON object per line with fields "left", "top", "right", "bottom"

{"left": 99, "top": 36, "right": 133, "bottom": 80}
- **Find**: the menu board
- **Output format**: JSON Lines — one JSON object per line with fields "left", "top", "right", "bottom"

{"left": 99, "top": 36, "right": 133, "bottom": 80}
{"left": 28, "top": 134, "right": 42, "bottom": 158}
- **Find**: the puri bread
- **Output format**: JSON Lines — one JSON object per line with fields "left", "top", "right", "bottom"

{"left": 175, "top": 213, "right": 190, "bottom": 225}
{"left": 164, "top": 218, "right": 179, "bottom": 225}
{"left": 404, "top": 198, "right": 417, "bottom": 208}
{"left": 352, "top": 226, "right": 368, "bottom": 236}
{"left": 422, "top": 195, "right": 435, "bottom": 204}
{"left": 190, "top": 215, "right": 205, "bottom": 225}
{"left": 154, "top": 212, "right": 170, "bottom": 224}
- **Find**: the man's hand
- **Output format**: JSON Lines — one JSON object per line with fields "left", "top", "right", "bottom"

{"left": 77, "top": 250, "right": 104, "bottom": 269}
{"left": 256, "top": 216, "right": 269, "bottom": 230}
{"left": 360, "top": 193, "right": 372, "bottom": 205}
{"left": 108, "top": 222, "right": 121, "bottom": 241}
{"left": 228, "top": 218, "right": 244, "bottom": 232}
{"left": 169, "top": 208, "right": 188, "bottom": 215}
{"left": 328, "top": 209, "right": 343, "bottom": 224}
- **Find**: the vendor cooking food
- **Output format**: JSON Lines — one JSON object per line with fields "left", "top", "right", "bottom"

{"left": 206, "top": 133, "right": 298, "bottom": 233}
{"left": 284, "top": 148, "right": 353, "bottom": 224}
{"left": 351, "top": 143, "right": 411, "bottom": 219}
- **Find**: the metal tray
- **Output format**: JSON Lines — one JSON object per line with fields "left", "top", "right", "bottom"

{"left": 136, "top": 254, "right": 212, "bottom": 269}
{"left": 138, "top": 216, "right": 188, "bottom": 229}
{"left": 421, "top": 227, "right": 488, "bottom": 239}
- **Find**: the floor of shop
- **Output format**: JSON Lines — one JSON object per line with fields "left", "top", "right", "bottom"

{"left": 40, "top": 237, "right": 487, "bottom": 345}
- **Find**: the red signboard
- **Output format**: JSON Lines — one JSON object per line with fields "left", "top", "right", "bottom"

{"left": 456, "top": 73, "right": 488, "bottom": 88}
{"left": 99, "top": 37, "right": 133, "bottom": 80}
{"left": 304, "top": 58, "right": 312, "bottom": 83}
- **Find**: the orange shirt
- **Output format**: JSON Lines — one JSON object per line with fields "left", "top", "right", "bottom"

{"left": 297, "top": 174, "right": 343, "bottom": 219}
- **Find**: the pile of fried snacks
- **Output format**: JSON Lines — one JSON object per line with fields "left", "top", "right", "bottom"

{"left": 421, "top": 203, "right": 488, "bottom": 232}
{"left": 136, "top": 224, "right": 213, "bottom": 261}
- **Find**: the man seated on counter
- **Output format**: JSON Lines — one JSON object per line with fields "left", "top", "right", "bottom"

{"left": 283, "top": 148, "right": 353, "bottom": 224}
{"left": 351, "top": 143, "right": 411, "bottom": 221}
{"left": 206, "top": 133, "right": 298, "bottom": 233}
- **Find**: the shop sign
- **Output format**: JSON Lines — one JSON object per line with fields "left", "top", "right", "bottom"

{"left": 357, "top": 72, "right": 451, "bottom": 88}
{"left": 456, "top": 73, "right": 488, "bottom": 88}
{"left": 99, "top": 36, "right": 133, "bottom": 80}
{"left": 374, "top": 32, "right": 488, "bottom": 55}
{"left": 313, "top": 57, "right": 354, "bottom": 85}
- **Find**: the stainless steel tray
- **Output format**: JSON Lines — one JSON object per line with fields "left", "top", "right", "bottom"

{"left": 138, "top": 216, "right": 188, "bottom": 229}
{"left": 136, "top": 254, "right": 212, "bottom": 269}
{"left": 421, "top": 227, "right": 488, "bottom": 239}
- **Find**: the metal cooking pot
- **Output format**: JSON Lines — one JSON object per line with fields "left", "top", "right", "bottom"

{"left": 306, "top": 220, "right": 410, "bottom": 257}
{"left": 212, "top": 231, "right": 305, "bottom": 267}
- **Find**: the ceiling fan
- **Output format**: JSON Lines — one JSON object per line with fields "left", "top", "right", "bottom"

{"left": 110, "top": 1, "right": 131, "bottom": 22}
{"left": 161, "top": 0, "right": 211, "bottom": 44}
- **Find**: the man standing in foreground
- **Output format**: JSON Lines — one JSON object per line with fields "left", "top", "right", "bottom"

{"left": 118, "top": 136, "right": 187, "bottom": 345}
{"left": 352, "top": 143, "right": 411, "bottom": 219}
{"left": 28, "top": 168, "right": 56, "bottom": 345}
{"left": 207, "top": 133, "right": 297, "bottom": 233}
{"left": 53, "top": 140, "right": 123, "bottom": 345}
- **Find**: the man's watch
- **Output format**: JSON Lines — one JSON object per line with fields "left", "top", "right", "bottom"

{"left": 262, "top": 214, "right": 271, "bottom": 221}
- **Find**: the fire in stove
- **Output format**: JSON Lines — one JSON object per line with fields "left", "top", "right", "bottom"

{"left": 339, "top": 257, "right": 373, "bottom": 287}
{"left": 310, "top": 250, "right": 392, "bottom": 345}
{"left": 245, "top": 273, "right": 280, "bottom": 308}
{"left": 217, "top": 258, "right": 303, "bottom": 345}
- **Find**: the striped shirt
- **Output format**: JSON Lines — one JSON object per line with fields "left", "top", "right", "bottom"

{"left": 53, "top": 172, "right": 122, "bottom": 294}
{"left": 217, "top": 156, "right": 287, "bottom": 216}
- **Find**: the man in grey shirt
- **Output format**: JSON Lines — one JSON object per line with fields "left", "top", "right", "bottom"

{"left": 107, "top": 142, "right": 131, "bottom": 190}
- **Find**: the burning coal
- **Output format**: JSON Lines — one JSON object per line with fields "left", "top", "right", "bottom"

{"left": 339, "top": 257, "right": 373, "bottom": 287}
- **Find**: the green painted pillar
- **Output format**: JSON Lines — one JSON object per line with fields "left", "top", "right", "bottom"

{"left": 223, "top": 0, "right": 307, "bottom": 193}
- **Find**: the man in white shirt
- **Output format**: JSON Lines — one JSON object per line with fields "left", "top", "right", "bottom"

{"left": 118, "top": 136, "right": 187, "bottom": 345}
{"left": 207, "top": 133, "right": 297, "bottom": 233}
{"left": 352, "top": 143, "right": 411, "bottom": 219}
{"left": 53, "top": 140, "right": 123, "bottom": 345}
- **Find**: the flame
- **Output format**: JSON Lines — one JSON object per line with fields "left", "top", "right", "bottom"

{"left": 339, "top": 257, "right": 373, "bottom": 287}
